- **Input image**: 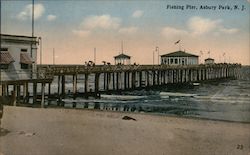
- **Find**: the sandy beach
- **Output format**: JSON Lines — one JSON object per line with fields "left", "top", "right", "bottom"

{"left": 0, "top": 106, "right": 249, "bottom": 155}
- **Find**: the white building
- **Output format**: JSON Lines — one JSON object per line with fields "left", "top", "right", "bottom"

{"left": 161, "top": 50, "right": 199, "bottom": 65}
{"left": 205, "top": 58, "right": 215, "bottom": 64}
{"left": 114, "top": 53, "right": 131, "bottom": 65}
{"left": 0, "top": 34, "right": 38, "bottom": 81}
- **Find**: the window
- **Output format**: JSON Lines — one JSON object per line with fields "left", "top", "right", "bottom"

{"left": 0, "top": 64, "right": 9, "bottom": 69}
{"left": 1, "top": 48, "right": 8, "bottom": 51}
{"left": 170, "top": 59, "right": 173, "bottom": 64}
{"left": 175, "top": 58, "right": 178, "bottom": 64}
{"left": 21, "top": 49, "right": 28, "bottom": 52}
{"left": 182, "top": 58, "right": 185, "bottom": 65}
{"left": 21, "top": 64, "right": 29, "bottom": 69}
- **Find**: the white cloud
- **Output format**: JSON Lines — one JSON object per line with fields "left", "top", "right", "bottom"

{"left": 161, "top": 27, "right": 188, "bottom": 37}
{"left": 220, "top": 28, "right": 238, "bottom": 34}
{"left": 72, "top": 30, "right": 91, "bottom": 37}
{"left": 81, "top": 14, "right": 121, "bottom": 30}
{"left": 17, "top": 4, "right": 45, "bottom": 20}
{"left": 47, "top": 15, "right": 57, "bottom": 21}
{"left": 188, "top": 16, "right": 221, "bottom": 35}
{"left": 161, "top": 16, "right": 238, "bottom": 38}
{"left": 132, "top": 10, "right": 144, "bottom": 18}
{"left": 119, "top": 27, "right": 138, "bottom": 34}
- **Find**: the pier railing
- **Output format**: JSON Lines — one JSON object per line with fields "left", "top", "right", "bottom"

{"left": 37, "top": 63, "right": 241, "bottom": 77}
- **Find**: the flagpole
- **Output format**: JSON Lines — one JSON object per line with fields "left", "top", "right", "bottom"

{"left": 153, "top": 51, "right": 154, "bottom": 65}
{"left": 121, "top": 41, "right": 123, "bottom": 54}
{"left": 0, "top": 0, "right": 2, "bottom": 96}
{"left": 30, "top": 0, "right": 35, "bottom": 79}
{"left": 94, "top": 47, "right": 96, "bottom": 64}
{"left": 156, "top": 46, "right": 159, "bottom": 65}
{"left": 32, "top": 0, "right": 34, "bottom": 37}
{"left": 175, "top": 40, "right": 181, "bottom": 51}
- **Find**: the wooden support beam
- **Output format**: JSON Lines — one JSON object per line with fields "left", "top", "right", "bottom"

{"left": 57, "top": 75, "right": 61, "bottom": 97}
{"left": 127, "top": 72, "right": 130, "bottom": 89}
{"left": 157, "top": 70, "right": 160, "bottom": 85}
{"left": 103, "top": 73, "right": 106, "bottom": 90}
{"left": 2, "top": 84, "right": 6, "bottom": 96}
{"left": 12, "top": 85, "right": 17, "bottom": 106}
{"left": 6, "top": 85, "right": 9, "bottom": 96}
{"left": 33, "top": 82, "right": 37, "bottom": 104}
{"left": 107, "top": 73, "right": 110, "bottom": 91}
{"left": 73, "top": 74, "right": 77, "bottom": 99}
{"left": 41, "top": 83, "right": 45, "bottom": 108}
{"left": 112, "top": 72, "right": 115, "bottom": 90}
{"left": 146, "top": 71, "right": 150, "bottom": 87}
{"left": 84, "top": 73, "right": 89, "bottom": 98}
{"left": 57, "top": 76, "right": 61, "bottom": 105}
{"left": 132, "top": 72, "right": 136, "bottom": 89}
{"left": 95, "top": 73, "right": 100, "bottom": 97}
{"left": 139, "top": 71, "right": 142, "bottom": 88}
{"left": 48, "top": 83, "right": 51, "bottom": 96}
{"left": 116, "top": 72, "right": 119, "bottom": 90}
{"left": 61, "top": 75, "right": 65, "bottom": 98}
{"left": 153, "top": 71, "right": 156, "bottom": 86}
{"left": 124, "top": 72, "right": 127, "bottom": 90}
{"left": 16, "top": 84, "right": 20, "bottom": 104}
{"left": 22, "top": 83, "right": 26, "bottom": 104}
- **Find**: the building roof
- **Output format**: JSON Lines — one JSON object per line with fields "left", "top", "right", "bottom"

{"left": 20, "top": 52, "right": 34, "bottom": 64}
{"left": 1, "top": 33, "right": 38, "bottom": 44}
{"left": 0, "top": 52, "right": 15, "bottom": 64}
{"left": 205, "top": 58, "right": 214, "bottom": 61}
{"left": 114, "top": 53, "right": 131, "bottom": 59}
{"left": 161, "top": 50, "right": 198, "bottom": 57}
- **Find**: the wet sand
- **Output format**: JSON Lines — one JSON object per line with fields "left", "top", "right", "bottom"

{"left": 0, "top": 106, "right": 249, "bottom": 155}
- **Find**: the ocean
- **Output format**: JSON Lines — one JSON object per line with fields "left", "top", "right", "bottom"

{"left": 41, "top": 66, "right": 250, "bottom": 123}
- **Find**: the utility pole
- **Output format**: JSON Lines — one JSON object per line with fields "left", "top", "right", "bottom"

{"left": 223, "top": 53, "right": 226, "bottom": 63}
{"left": 0, "top": 0, "right": 2, "bottom": 96}
{"left": 94, "top": 47, "right": 96, "bottom": 64}
{"left": 38, "top": 37, "right": 42, "bottom": 65}
{"left": 156, "top": 46, "right": 159, "bottom": 65}
{"left": 53, "top": 48, "right": 55, "bottom": 65}
{"left": 121, "top": 41, "right": 124, "bottom": 54}
{"left": 32, "top": 0, "right": 34, "bottom": 38}
{"left": 30, "top": 0, "right": 35, "bottom": 79}
{"left": 31, "top": 0, "right": 34, "bottom": 58}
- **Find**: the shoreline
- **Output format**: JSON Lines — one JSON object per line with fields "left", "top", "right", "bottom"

{"left": 1, "top": 106, "right": 250, "bottom": 155}
{"left": 8, "top": 104, "right": 250, "bottom": 124}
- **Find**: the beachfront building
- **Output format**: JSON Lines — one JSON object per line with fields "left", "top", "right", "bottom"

{"left": 0, "top": 34, "right": 38, "bottom": 81}
{"left": 161, "top": 50, "right": 199, "bottom": 65}
{"left": 205, "top": 58, "right": 215, "bottom": 64}
{"left": 114, "top": 53, "right": 131, "bottom": 65}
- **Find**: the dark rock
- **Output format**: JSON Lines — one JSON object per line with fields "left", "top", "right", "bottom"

{"left": 122, "top": 116, "right": 137, "bottom": 121}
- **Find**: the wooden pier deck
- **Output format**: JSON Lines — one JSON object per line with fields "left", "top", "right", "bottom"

{"left": 0, "top": 63, "right": 241, "bottom": 107}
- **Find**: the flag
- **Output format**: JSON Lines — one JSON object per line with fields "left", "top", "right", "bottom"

{"left": 174, "top": 40, "right": 180, "bottom": 44}
{"left": 208, "top": 51, "right": 210, "bottom": 55}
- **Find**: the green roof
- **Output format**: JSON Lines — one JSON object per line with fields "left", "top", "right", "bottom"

{"left": 161, "top": 51, "right": 198, "bottom": 57}
{"left": 114, "top": 53, "right": 131, "bottom": 59}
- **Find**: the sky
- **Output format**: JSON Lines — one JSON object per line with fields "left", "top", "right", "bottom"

{"left": 1, "top": 0, "right": 250, "bottom": 65}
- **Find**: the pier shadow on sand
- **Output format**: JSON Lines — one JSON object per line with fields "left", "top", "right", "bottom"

{"left": 0, "top": 128, "right": 10, "bottom": 137}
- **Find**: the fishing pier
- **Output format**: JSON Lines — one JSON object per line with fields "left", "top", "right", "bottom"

{"left": 0, "top": 63, "right": 241, "bottom": 107}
